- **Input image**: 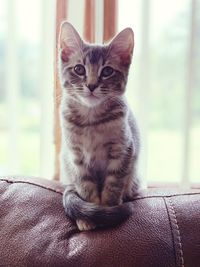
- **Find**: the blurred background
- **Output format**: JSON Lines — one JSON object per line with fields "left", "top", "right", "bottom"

{"left": 0, "top": 0, "right": 199, "bottom": 186}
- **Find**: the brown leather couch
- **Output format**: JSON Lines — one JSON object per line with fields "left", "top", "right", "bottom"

{"left": 0, "top": 176, "right": 200, "bottom": 267}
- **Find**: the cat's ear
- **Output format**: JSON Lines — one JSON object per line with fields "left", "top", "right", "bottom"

{"left": 59, "top": 22, "right": 83, "bottom": 62}
{"left": 108, "top": 28, "right": 134, "bottom": 66}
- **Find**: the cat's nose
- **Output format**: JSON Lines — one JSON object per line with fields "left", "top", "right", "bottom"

{"left": 87, "top": 84, "right": 97, "bottom": 92}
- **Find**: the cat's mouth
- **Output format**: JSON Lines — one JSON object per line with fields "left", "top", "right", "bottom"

{"left": 87, "top": 93, "right": 98, "bottom": 99}
{"left": 80, "top": 92, "right": 102, "bottom": 107}
{"left": 83, "top": 92, "right": 100, "bottom": 101}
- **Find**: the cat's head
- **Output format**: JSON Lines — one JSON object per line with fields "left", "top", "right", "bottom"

{"left": 59, "top": 22, "right": 134, "bottom": 107}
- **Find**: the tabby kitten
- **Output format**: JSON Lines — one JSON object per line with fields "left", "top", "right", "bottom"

{"left": 59, "top": 22, "right": 140, "bottom": 231}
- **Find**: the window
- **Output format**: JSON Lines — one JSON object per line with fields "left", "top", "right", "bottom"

{"left": 118, "top": 0, "right": 200, "bottom": 186}
{"left": 0, "top": 0, "right": 199, "bottom": 186}
{"left": 0, "top": 0, "right": 55, "bottom": 178}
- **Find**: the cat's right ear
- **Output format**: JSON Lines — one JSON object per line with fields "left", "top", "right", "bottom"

{"left": 59, "top": 22, "right": 83, "bottom": 62}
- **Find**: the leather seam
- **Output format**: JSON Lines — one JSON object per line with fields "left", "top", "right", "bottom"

{"left": 0, "top": 177, "right": 200, "bottom": 200}
{"left": 167, "top": 198, "right": 185, "bottom": 267}
{"left": 134, "top": 192, "right": 200, "bottom": 200}
{"left": 0, "top": 178, "right": 63, "bottom": 195}
{"left": 163, "top": 197, "right": 177, "bottom": 266}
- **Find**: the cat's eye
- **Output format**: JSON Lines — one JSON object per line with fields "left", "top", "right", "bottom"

{"left": 101, "top": 66, "right": 114, "bottom": 78}
{"left": 74, "top": 64, "right": 86, "bottom": 76}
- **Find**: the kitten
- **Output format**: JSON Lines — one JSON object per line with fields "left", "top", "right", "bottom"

{"left": 59, "top": 22, "right": 140, "bottom": 231}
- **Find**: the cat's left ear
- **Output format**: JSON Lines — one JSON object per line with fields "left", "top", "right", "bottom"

{"left": 59, "top": 22, "right": 83, "bottom": 62}
{"left": 108, "top": 28, "right": 134, "bottom": 66}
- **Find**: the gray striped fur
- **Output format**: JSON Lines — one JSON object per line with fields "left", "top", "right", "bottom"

{"left": 59, "top": 22, "right": 140, "bottom": 231}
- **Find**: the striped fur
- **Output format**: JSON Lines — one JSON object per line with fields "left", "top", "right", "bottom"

{"left": 59, "top": 22, "right": 140, "bottom": 231}
{"left": 63, "top": 185, "right": 131, "bottom": 229}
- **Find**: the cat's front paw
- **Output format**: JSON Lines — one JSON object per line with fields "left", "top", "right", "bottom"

{"left": 76, "top": 219, "right": 96, "bottom": 231}
{"left": 101, "top": 191, "right": 123, "bottom": 206}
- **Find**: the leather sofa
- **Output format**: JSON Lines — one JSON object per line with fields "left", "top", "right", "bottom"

{"left": 0, "top": 176, "right": 200, "bottom": 267}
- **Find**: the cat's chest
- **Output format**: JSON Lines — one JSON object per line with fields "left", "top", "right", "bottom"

{"left": 71, "top": 125, "right": 110, "bottom": 165}
{"left": 77, "top": 126, "right": 106, "bottom": 151}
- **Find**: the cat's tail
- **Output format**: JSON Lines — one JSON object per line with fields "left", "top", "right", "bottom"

{"left": 63, "top": 186, "right": 132, "bottom": 228}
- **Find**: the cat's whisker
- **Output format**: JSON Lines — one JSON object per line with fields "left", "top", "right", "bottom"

{"left": 100, "top": 89, "right": 109, "bottom": 92}
{"left": 65, "top": 86, "right": 83, "bottom": 90}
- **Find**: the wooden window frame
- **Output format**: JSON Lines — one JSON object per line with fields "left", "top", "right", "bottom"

{"left": 54, "top": 0, "right": 68, "bottom": 180}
